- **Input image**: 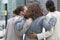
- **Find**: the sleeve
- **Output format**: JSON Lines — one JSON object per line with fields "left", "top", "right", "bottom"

{"left": 15, "top": 20, "right": 31, "bottom": 37}
{"left": 14, "top": 19, "right": 25, "bottom": 31}
{"left": 43, "top": 16, "right": 57, "bottom": 30}
{"left": 37, "top": 27, "right": 54, "bottom": 40}
{"left": 37, "top": 16, "right": 57, "bottom": 40}
{"left": 19, "top": 19, "right": 32, "bottom": 37}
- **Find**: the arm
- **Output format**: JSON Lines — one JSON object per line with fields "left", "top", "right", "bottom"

{"left": 19, "top": 18, "right": 32, "bottom": 37}
{"left": 43, "top": 16, "right": 57, "bottom": 30}
{"left": 37, "top": 16, "right": 57, "bottom": 40}
{"left": 14, "top": 18, "right": 32, "bottom": 37}
{"left": 14, "top": 19, "right": 25, "bottom": 31}
{"left": 37, "top": 27, "right": 54, "bottom": 40}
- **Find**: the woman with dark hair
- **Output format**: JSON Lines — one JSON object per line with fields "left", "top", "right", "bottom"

{"left": 24, "top": 2, "right": 56, "bottom": 40}
{"left": 5, "top": 5, "right": 33, "bottom": 40}
{"left": 28, "top": 0, "right": 60, "bottom": 40}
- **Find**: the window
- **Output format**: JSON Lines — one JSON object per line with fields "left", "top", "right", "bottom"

{"left": 57, "top": 0, "right": 60, "bottom": 11}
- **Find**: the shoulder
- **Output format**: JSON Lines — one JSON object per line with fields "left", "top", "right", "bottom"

{"left": 37, "top": 16, "right": 45, "bottom": 20}
{"left": 46, "top": 13, "right": 52, "bottom": 18}
{"left": 7, "top": 17, "right": 14, "bottom": 23}
{"left": 34, "top": 16, "right": 45, "bottom": 24}
{"left": 34, "top": 16, "right": 45, "bottom": 22}
{"left": 14, "top": 16, "right": 25, "bottom": 22}
{"left": 14, "top": 16, "right": 26, "bottom": 25}
{"left": 55, "top": 11, "right": 60, "bottom": 15}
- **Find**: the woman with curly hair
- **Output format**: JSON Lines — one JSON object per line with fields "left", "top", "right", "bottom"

{"left": 24, "top": 2, "right": 56, "bottom": 40}
{"left": 28, "top": 0, "right": 60, "bottom": 40}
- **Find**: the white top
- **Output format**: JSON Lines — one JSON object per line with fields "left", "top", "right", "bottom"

{"left": 37, "top": 11, "right": 60, "bottom": 40}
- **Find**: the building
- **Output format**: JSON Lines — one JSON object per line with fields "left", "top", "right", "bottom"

{"left": 0, "top": 0, "right": 25, "bottom": 20}
{"left": 0, "top": 0, "right": 60, "bottom": 19}
{"left": 57, "top": 0, "right": 60, "bottom": 11}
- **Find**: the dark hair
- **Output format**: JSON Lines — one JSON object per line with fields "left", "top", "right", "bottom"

{"left": 46, "top": 0, "right": 55, "bottom": 12}
{"left": 13, "top": 6, "right": 24, "bottom": 15}
{"left": 24, "top": 3, "right": 43, "bottom": 20}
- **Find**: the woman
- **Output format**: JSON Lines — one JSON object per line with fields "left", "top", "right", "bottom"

{"left": 28, "top": 0, "right": 60, "bottom": 40}
{"left": 24, "top": 2, "right": 56, "bottom": 40}
{"left": 5, "top": 5, "right": 32, "bottom": 40}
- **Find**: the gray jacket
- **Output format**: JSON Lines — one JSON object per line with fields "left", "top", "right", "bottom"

{"left": 24, "top": 16, "right": 56, "bottom": 40}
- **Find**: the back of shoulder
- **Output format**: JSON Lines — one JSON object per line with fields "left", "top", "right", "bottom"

{"left": 8, "top": 17, "right": 14, "bottom": 23}
{"left": 38, "top": 16, "right": 45, "bottom": 20}
{"left": 56, "top": 11, "right": 60, "bottom": 15}
{"left": 54, "top": 11, "right": 60, "bottom": 18}
{"left": 35, "top": 16, "right": 45, "bottom": 23}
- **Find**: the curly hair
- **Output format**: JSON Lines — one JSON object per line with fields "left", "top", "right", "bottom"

{"left": 24, "top": 3, "right": 43, "bottom": 20}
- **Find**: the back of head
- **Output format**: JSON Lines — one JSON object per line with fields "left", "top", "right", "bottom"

{"left": 46, "top": 0, "right": 55, "bottom": 12}
{"left": 13, "top": 6, "right": 24, "bottom": 15}
{"left": 25, "top": 2, "right": 43, "bottom": 20}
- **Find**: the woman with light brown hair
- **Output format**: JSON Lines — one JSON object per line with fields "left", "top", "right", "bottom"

{"left": 24, "top": 2, "right": 57, "bottom": 40}
{"left": 24, "top": 2, "right": 43, "bottom": 20}
{"left": 5, "top": 5, "right": 33, "bottom": 40}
